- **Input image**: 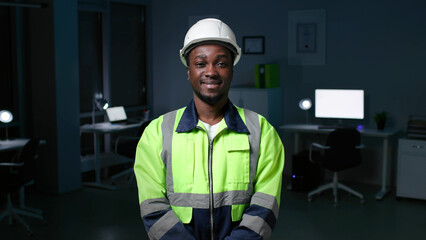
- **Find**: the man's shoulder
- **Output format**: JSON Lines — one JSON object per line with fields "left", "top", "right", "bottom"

{"left": 234, "top": 105, "right": 268, "bottom": 123}
{"left": 235, "top": 106, "right": 277, "bottom": 133}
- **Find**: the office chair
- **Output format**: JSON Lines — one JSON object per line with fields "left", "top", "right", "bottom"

{"left": 0, "top": 138, "right": 44, "bottom": 235}
{"left": 110, "top": 120, "right": 151, "bottom": 183}
{"left": 307, "top": 128, "right": 366, "bottom": 207}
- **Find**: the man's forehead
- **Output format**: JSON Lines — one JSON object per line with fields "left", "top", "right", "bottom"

{"left": 189, "top": 44, "right": 232, "bottom": 57}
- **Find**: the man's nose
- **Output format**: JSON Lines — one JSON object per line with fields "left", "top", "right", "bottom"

{"left": 204, "top": 64, "right": 218, "bottom": 78}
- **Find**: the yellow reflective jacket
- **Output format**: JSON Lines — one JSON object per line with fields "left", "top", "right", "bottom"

{"left": 134, "top": 100, "right": 285, "bottom": 240}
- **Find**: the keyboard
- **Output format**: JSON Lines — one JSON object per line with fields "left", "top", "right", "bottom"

{"left": 317, "top": 125, "right": 346, "bottom": 130}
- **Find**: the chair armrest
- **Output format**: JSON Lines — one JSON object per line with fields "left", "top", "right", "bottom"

{"left": 309, "top": 143, "right": 330, "bottom": 164}
{"left": 355, "top": 144, "right": 365, "bottom": 149}
{"left": 0, "top": 162, "right": 24, "bottom": 167}
{"left": 311, "top": 142, "right": 331, "bottom": 150}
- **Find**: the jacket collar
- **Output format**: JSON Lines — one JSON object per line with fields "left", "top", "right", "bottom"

{"left": 176, "top": 99, "right": 249, "bottom": 134}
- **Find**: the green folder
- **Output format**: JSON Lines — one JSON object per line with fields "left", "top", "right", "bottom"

{"left": 255, "top": 64, "right": 279, "bottom": 88}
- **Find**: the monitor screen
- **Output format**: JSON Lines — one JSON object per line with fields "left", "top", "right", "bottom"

{"left": 315, "top": 89, "right": 364, "bottom": 120}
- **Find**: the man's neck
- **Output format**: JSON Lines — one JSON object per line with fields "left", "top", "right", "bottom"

{"left": 193, "top": 96, "right": 227, "bottom": 125}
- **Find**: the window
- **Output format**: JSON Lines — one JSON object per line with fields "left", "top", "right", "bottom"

{"left": 79, "top": 11, "right": 103, "bottom": 113}
{"left": 78, "top": 2, "right": 148, "bottom": 155}
{"left": 0, "top": 7, "right": 15, "bottom": 114}
{"left": 110, "top": 3, "right": 147, "bottom": 108}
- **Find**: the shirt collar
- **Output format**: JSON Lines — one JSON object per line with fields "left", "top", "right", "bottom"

{"left": 176, "top": 99, "right": 249, "bottom": 134}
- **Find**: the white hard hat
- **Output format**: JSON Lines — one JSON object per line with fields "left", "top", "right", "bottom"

{"left": 180, "top": 18, "right": 241, "bottom": 67}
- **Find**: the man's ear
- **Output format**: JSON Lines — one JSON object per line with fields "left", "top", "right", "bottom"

{"left": 187, "top": 67, "right": 190, "bottom": 80}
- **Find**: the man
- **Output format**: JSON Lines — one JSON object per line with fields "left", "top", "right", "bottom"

{"left": 134, "top": 18, "right": 284, "bottom": 240}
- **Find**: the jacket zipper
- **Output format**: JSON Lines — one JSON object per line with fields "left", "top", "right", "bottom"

{"left": 208, "top": 140, "right": 214, "bottom": 240}
{"left": 202, "top": 126, "right": 226, "bottom": 240}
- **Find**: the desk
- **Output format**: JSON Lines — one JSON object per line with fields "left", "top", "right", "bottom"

{"left": 80, "top": 122, "right": 143, "bottom": 190}
{"left": 0, "top": 139, "right": 47, "bottom": 152}
{"left": 0, "top": 139, "right": 30, "bottom": 152}
{"left": 280, "top": 124, "right": 400, "bottom": 200}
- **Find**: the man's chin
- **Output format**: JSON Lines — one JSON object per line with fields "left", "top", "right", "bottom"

{"left": 196, "top": 92, "right": 225, "bottom": 106}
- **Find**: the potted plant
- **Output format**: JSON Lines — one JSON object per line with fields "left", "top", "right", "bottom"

{"left": 373, "top": 111, "right": 388, "bottom": 130}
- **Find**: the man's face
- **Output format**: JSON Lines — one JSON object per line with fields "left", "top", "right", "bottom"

{"left": 187, "top": 44, "right": 233, "bottom": 106}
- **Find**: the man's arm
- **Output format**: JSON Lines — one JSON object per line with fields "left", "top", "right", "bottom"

{"left": 134, "top": 119, "right": 195, "bottom": 240}
{"left": 227, "top": 123, "right": 285, "bottom": 240}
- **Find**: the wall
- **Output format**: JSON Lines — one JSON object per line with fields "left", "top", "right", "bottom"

{"left": 150, "top": 0, "right": 426, "bottom": 185}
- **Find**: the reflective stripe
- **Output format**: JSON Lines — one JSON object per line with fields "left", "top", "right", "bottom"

{"left": 168, "top": 190, "right": 252, "bottom": 209}
{"left": 240, "top": 214, "right": 272, "bottom": 239}
{"left": 251, "top": 192, "right": 279, "bottom": 219}
{"left": 148, "top": 210, "right": 180, "bottom": 240}
{"left": 140, "top": 198, "right": 171, "bottom": 217}
{"left": 243, "top": 109, "right": 261, "bottom": 194}
{"left": 213, "top": 190, "right": 251, "bottom": 207}
{"left": 162, "top": 110, "right": 177, "bottom": 193}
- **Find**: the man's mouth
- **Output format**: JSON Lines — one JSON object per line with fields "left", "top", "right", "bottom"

{"left": 200, "top": 79, "right": 222, "bottom": 84}
{"left": 200, "top": 79, "right": 222, "bottom": 88}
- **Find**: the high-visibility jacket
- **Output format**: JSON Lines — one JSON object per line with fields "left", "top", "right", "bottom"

{"left": 134, "top": 99, "right": 285, "bottom": 240}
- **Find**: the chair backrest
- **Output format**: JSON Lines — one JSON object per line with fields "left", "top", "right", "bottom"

{"left": 19, "top": 138, "right": 41, "bottom": 184}
{"left": 323, "top": 128, "right": 361, "bottom": 172}
{"left": 0, "top": 138, "right": 40, "bottom": 193}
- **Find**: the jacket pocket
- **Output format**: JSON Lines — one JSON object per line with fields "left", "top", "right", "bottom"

{"left": 226, "top": 136, "right": 250, "bottom": 184}
{"left": 171, "top": 206, "right": 193, "bottom": 224}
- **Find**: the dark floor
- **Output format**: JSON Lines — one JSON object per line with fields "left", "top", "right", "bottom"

{"left": 2, "top": 177, "right": 426, "bottom": 240}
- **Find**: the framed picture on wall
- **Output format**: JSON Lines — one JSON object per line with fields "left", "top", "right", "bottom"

{"left": 243, "top": 36, "right": 265, "bottom": 54}
{"left": 288, "top": 9, "right": 326, "bottom": 65}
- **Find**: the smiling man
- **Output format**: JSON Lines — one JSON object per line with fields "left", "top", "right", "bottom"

{"left": 134, "top": 18, "right": 285, "bottom": 240}
{"left": 189, "top": 44, "right": 232, "bottom": 105}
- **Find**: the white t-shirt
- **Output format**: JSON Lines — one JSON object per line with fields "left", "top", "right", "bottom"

{"left": 200, "top": 120, "right": 221, "bottom": 142}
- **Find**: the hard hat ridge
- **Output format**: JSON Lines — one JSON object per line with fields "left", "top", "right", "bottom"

{"left": 180, "top": 18, "right": 241, "bottom": 67}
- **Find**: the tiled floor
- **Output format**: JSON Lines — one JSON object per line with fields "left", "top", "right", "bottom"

{"left": 2, "top": 177, "right": 426, "bottom": 240}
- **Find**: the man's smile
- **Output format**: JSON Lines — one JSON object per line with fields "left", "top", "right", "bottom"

{"left": 200, "top": 79, "right": 222, "bottom": 89}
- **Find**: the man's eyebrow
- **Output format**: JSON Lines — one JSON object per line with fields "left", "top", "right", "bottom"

{"left": 193, "top": 54, "right": 207, "bottom": 59}
{"left": 215, "top": 54, "right": 230, "bottom": 59}
{"left": 192, "top": 54, "right": 230, "bottom": 60}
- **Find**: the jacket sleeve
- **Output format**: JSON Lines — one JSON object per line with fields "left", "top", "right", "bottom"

{"left": 226, "top": 122, "right": 285, "bottom": 240}
{"left": 134, "top": 119, "right": 195, "bottom": 240}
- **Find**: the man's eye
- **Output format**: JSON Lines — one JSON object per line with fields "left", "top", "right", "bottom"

{"left": 217, "top": 62, "right": 228, "bottom": 67}
{"left": 195, "top": 62, "right": 205, "bottom": 67}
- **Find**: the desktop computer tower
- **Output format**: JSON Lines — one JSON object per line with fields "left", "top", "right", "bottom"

{"left": 291, "top": 150, "right": 322, "bottom": 191}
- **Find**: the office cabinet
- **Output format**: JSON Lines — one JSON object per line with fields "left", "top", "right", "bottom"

{"left": 396, "top": 138, "right": 426, "bottom": 200}
{"left": 228, "top": 87, "right": 282, "bottom": 128}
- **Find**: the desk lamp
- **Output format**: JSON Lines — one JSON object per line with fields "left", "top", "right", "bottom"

{"left": 92, "top": 94, "right": 109, "bottom": 125}
{"left": 299, "top": 98, "right": 312, "bottom": 124}
{"left": 0, "top": 110, "right": 13, "bottom": 140}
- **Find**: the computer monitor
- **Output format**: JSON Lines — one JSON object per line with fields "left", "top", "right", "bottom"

{"left": 106, "top": 106, "right": 128, "bottom": 123}
{"left": 315, "top": 89, "right": 364, "bottom": 120}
